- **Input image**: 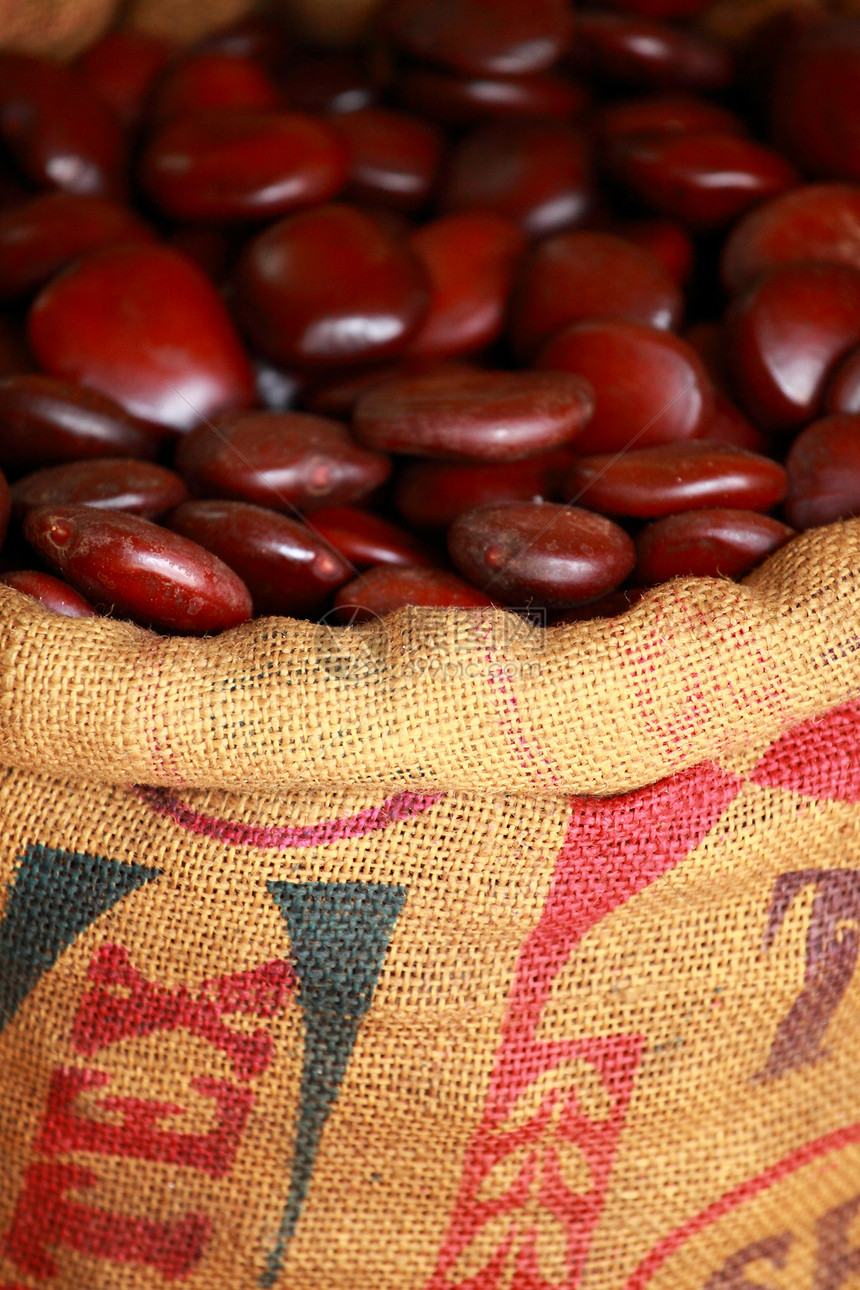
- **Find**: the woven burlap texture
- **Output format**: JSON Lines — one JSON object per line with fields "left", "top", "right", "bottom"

{"left": 0, "top": 519, "right": 858, "bottom": 797}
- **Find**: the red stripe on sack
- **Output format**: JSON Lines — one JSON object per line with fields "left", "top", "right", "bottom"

{"left": 622, "top": 1122, "right": 860, "bottom": 1290}
{"left": 133, "top": 786, "right": 444, "bottom": 848}
{"left": 750, "top": 700, "right": 860, "bottom": 800}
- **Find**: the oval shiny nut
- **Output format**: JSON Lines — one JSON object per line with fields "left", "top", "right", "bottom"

{"left": 333, "top": 564, "right": 495, "bottom": 621}
{"left": 305, "top": 506, "right": 434, "bottom": 569}
{"left": 447, "top": 500, "right": 635, "bottom": 607}
{"left": 353, "top": 368, "right": 594, "bottom": 462}
{"left": 164, "top": 499, "right": 352, "bottom": 617}
{"left": 633, "top": 509, "right": 795, "bottom": 583}
{"left": 11, "top": 458, "right": 189, "bottom": 521}
{"left": 0, "top": 375, "right": 162, "bottom": 472}
{"left": 0, "top": 569, "right": 96, "bottom": 617}
{"left": 22, "top": 504, "right": 253, "bottom": 634}
{"left": 174, "top": 410, "right": 392, "bottom": 512}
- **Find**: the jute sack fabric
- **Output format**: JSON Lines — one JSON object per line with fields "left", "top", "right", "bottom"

{"left": 0, "top": 520, "right": 859, "bottom": 1288}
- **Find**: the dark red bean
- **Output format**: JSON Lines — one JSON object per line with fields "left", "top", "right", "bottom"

{"left": 0, "top": 318, "right": 33, "bottom": 378}
{"left": 783, "top": 414, "right": 860, "bottom": 529}
{"left": 147, "top": 52, "right": 282, "bottom": 129}
{"left": 306, "top": 505, "right": 434, "bottom": 568}
{"left": 697, "top": 391, "right": 771, "bottom": 454}
{"left": 0, "top": 376, "right": 161, "bottom": 471}
{"left": 22, "top": 504, "right": 253, "bottom": 633}
{"left": 0, "top": 193, "right": 154, "bottom": 300}
{"left": 167, "top": 225, "right": 236, "bottom": 285}
{"left": 334, "top": 565, "right": 493, "bottom": 620}
{"left": 721, "top": 184, "right": 860, "bottom": 296}
{"left": 192, "top": 14, "right": 292, "bottom": 71}
{"left": 825, "top": 345, "right": 860, "bottom": 415}
{"left": 448, "top": 500, "right": 635, "bottom": 606}
{"left": 573, "top": 11, "right": 733, "bottom": 92}
{"left": 0, "top": 54, "right": 126, "bottom": 200}
{"left": 29, "top": 243, "right": 255, "bottom": 432}
{"left": 232, "top": 204, "right": 429, "bottom": 369}
{"left": 141, "top": 108, "right": 349, "bottom": 223}
{"left": 164, "top": 499, "right": 351, "bottom": 616}
{"left": 354, "top": 368, "right": 593, "bottom": 462}
{"left": 331, "top": 107, "right": 443, "bottom": 212}
{"left": 76, "top": 30, "right": 174, "bottom": 128}
{"left": 406, "top": 214, "right": 526, "bottom": 360}
{"left": 282, "top": 51, "right": 376, "bottom": 115}
{"left": 301, "top": 358, "right": 473, "bottom": 418}
{"left": 598, "top": 93, "right": 745, "bottom": 143}
{"left": 633, "top": 509, "right": 795, "bottom": 583}
{"left": 565, "top": 441, "right": 787, "bottom": 518}
{"left": 382, "top": 0, "right": 573, "bottom": 77}
{"left": 11, "top": 459, "right": 189, "bottom": 521}
{"left": 723, "top": 262, "right": 860, "bottom": 433}
{"left": 606, "top": 131, "right": 797, "bottom": 231}
{"left": 510, "top": 230, "right": 683, "bottom": 359}
{"left": 396, "top": 64, "right": 588, "bottom": 127}
{"left": 549, "top": 587, "right": 644, "bottom": 624}
{"left": 439, "top": 121, "right": 594, "bottom": 240}
{"left": 769, "top": 18, "right": 860, "bottom": 182}
{"left": 537, "top": 320, "right": 713, "bottom": 454}
{"left": 394, "top": 451, "right": 573, "bottom": 529}
{"left": 0, "top": 569, "right": 96, "bottom": 617}
{"left": 608, "top": 218, "right": 694, "bottom": 286}
{"left": 175, "top": 410, "right": 391, "bottom": 512}
{"left": 602, "top": 0, "right": 713, "bottom": 14}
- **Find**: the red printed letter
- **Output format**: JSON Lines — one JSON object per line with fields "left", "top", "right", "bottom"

{"left": 35, "top": 1066, "right": 253, "bottom": 1178}
{"left": 71, "top": 944, "right": 293, "bottom": 1080}
{"left": 4, "top": 1161, "right": 210, "bottom": 1280}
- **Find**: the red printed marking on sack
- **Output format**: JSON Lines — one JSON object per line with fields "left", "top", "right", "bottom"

{"left": 429, "top": 761, "right": 742, "bottom": 1290}
{"left": 750, "top": 699, "right": 860, "bottom": 801}
{"left": 4, "top": 1161, "right": 211, "bottom": 1281}
{"left": 35, "top": 1067, "right": 253, "bottom": 1177}
{"left": 72, "top": 943, "right": 294, "bottom": 1080}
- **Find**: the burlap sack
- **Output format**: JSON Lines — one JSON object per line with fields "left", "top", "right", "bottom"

{"left": 0, "top": 519, "right": 858, "bottom": 1289}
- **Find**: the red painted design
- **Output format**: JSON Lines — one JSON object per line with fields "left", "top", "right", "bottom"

{"left": 622, "top": 1122, "right": 860, "bottom": 1289}
{"left": 134, "top": 786, "right": 444, "bottom": 848}
{"left": 4, "top": 1161, "right": 210, "bottom": 1280}
{"left": 35, "top": 1066, "right": 253, "bottom": 1178}
{"left": 71, "top": 944, "right": 293, "bottom": 1080}
{"left": 429, "top": 761, "right": 743, "bottom": 1290}
{"left": 750, "top": 700, "right": 860, "bottom": 801}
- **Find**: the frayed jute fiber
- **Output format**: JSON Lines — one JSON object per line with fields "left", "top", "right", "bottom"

{"left": 0, "top": 520, "right": 859, "bottom": 1288}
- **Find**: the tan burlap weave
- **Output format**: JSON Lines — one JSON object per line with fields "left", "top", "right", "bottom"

{"left": 0, "top": 521, "right": 858, "bottom": 1289}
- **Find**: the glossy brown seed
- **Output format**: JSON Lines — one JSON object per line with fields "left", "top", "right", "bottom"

{"left": 76, "top": 30, "right": 174, "bottom": 128}
{"left": 394, "top": 451, "right": 573, "bottom": 529}
{"left": 723, "top": 262, "right": 860, "bottom": 433}
{"left": 232, "top": 204, "right": 430, "bottom": 369}
{"left": 282, "top": 51, "right": 375, "bottom": 115}
{"left": 141, "top": 109, "right": 350, "bottom": 222}
{"left": 510, "top": 230, "right": 683, "bottom": 359}
{"left": 29, "top": 243, "right": 256, "bottom": 433}
{"left": 537, "top": 320, "right": 713, "bottom": 454}
{"left": 598, "top": 93, "right": 745, "bottom": 143}
{"left": 565, "top": 441, "right": 787, "bottom": 518}
{"left": 300, "top": 358, "right": 473, "bottom": 419}
{"left": 721, "top": 185, "right": 860, "bottom": 296}
{"left": 11, "top": 459, "right": 189, "bottom": 521}
{"left": 0, "top": 54, "right": 126, "bottom": 200}
{"left": 22, "top": 504, "right": 253, "bottom": 633}
{"left": 406, "top": 214, "right": 526, "bottom": 360}
{"left": 768, "top": 17, "right": 860, "bottom": 182}
{"left": 383, "top": 0, "right": 573, "bottom": 77}
{"left": 0, "top": 569, "right": 96, "bottom": 617}
{"left": 633, "top": 509, "right": 795, "bottom": 584}
{"left": 0, "top": 193, "right": 154, "bottom": 300}
{"left": 608, "top": 218, "right": 694, "bottom": 286}
{"left": 606, "top": 130, "right": 797, "bottom": 231}
{"left": 354, "top": 368, "right": 593, "bottom": 462}
{"left": 825, "top": 346, "right": 860, "bottom": 415}
{"left": 147, "top": 52, "right": 283, "bottom": 130}
{"left": 334, "top": 565, "right": 493, "bottom": 620}
{"left": 175, "top": 410, "right": 391, "bottom": 512}
{"left": 448, "top": 500, "right": 635, "bottom": 606}
{"left": 306, "top": 506, "right": 434, "bottom": 569}
{"left": 548, "top": 587, "right": 644, "bottom": 624}
{"left": 331, "top": 107, "right": 444, "bottom": 212}
{"left": 783, "top": 414, "right": 860, "bottom": 529}
{"left": 440, "top": 121, "right": 594, "bottom": 240}
{"left": 573, "top": 11, "right": 733, "bottom": 92}
{"left": 396, "top": 64, "right": 589, "bottom": 127}
{"left": 0, "top": 376, "right": 161, "bottom": 471}
{"left": 697, "top": 391, "right": 772, "bottom": 454}
{"left": 164, "top": 499, "right": 351, "bottom": 617}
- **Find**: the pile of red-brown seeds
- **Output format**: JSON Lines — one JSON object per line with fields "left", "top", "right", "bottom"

{"left": 0, "top": 0, "right": 858, "bottom": 632}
